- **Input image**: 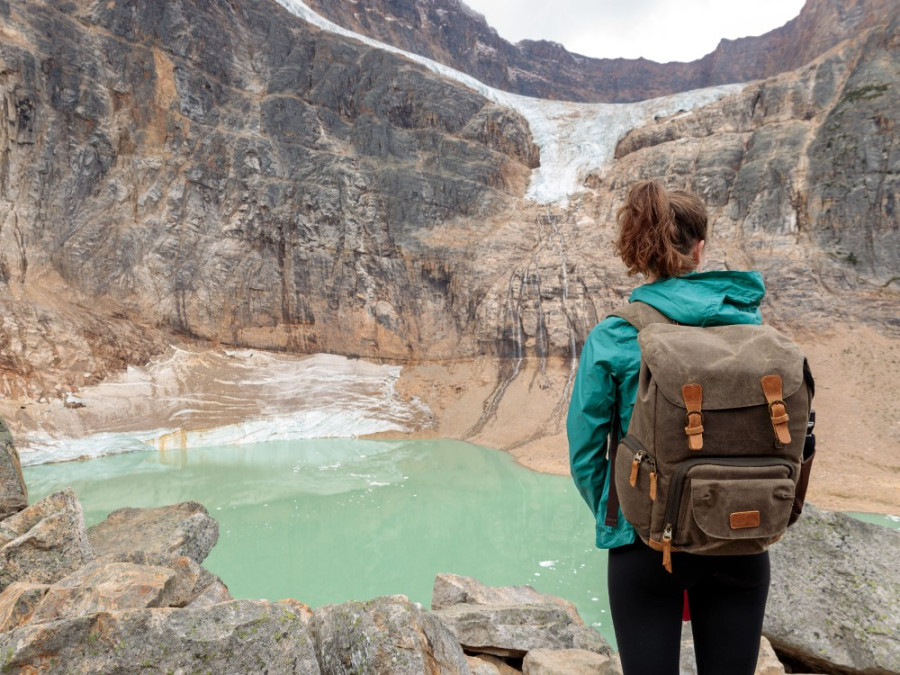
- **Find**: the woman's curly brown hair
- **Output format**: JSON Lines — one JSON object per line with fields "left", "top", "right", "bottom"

{"left": 615, "top": 180, "right": 708, "bottom": 278}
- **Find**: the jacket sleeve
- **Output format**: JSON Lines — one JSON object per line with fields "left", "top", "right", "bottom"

{"left": 567, "top": 319, "right": 624, "bottom": 517}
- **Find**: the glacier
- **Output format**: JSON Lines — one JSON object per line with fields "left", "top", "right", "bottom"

{"left": 274, "top": 0, "right": 745, "bottom": 204}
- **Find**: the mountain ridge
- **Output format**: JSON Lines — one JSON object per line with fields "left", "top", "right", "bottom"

{"left": 300, "top": 0, "right": 894, "bottom": 102}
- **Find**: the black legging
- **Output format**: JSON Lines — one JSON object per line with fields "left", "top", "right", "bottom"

{"left": 608, "top": 540, "right": 770, "bottom": 675}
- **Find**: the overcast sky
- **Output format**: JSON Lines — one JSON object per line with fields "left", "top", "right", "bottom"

{"left": 461, "top": 0, "right": 807, "bottom": 63}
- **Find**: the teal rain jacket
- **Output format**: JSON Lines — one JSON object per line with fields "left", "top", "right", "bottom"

{"left": 567, "top": 270, "right": 767, "bottom": 549}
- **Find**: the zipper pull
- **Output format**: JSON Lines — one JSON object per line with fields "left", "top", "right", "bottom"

{"left": 662, "top": 524, "right": 673, "bottom": 573}
{"left": 629, "top": 450, "right": 645, "bottom": 487}
{"left": 649, "top": 471, "right": 658, "bottom": 501}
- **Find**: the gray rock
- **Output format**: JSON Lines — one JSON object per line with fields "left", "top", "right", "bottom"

{"left": 523, "top": 648, "right": 622, "bottom": 675}
{"left": 86, "top": 501, "right": 218, "bottom": 565}
{"left": 432, "top": 572, "right": 583, "bottom": 625}
{"left": 309, "top": 594, "right": 469, "bottom": 674}
{"left": 28, "top": 561, "right": 180, "bottom": 623}
{"left": 434, "top": 603, "right": 611, "bottom": 659}
{"left": 183, "top": 576, "right": 234, "bottom": 609}
{"left": 0, "top": 599, "right": 320, "bottom": 674}
{"left": 0, "top": 0, "right": 896, "bottom": 433}
{"left": 467, "top": 653, "right": 522, "bottom": 674}
{"left": 0, "top": 581, "right": 49, "bottom": 632}
{"left": 0, "top": 488, "right": 93, "bottom": 592}
{"left": 0, "top": 418, "right": 27, "bottom": 520}
{"left": 88, "top": 550, "right": 233, "bottom": 609}
{"left": 765, "top": 504, "right": 900, "bottom": 674}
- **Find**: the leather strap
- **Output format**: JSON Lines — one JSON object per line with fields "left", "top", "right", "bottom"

{"left": 604, "top": 403, "right": 622, "bottom": 527}
{"left": 603, "top": 301, "right": 674, "bottom": 528}
{"left": 761, "top": 374, "right": 791, "bottom": 446}
{"left": 681, "top": 384, "right": 704, "bottom": 451}
{"left": 609, "top": 301, "right": 673, "bottom": 331}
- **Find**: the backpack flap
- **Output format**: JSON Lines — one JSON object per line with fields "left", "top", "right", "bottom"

{"left": 637, "top": 323, "right": 806, "bottom": 408}
{"left": 636, "top": 323, "right": 810, "bottom": 455}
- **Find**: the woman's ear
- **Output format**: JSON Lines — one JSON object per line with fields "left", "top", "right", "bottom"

{"left": 692, "top": 240, "right": 705, "bottom": 269}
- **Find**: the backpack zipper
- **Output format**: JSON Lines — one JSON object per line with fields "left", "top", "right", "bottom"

{"left": 622, "top": 436, "right": 658, "bottom": 500}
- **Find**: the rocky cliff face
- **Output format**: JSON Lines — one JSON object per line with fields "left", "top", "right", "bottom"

{"left": 0, "top": 0, "right": 538, "bottom": 397}
{"left": 0, "top": 0, "right": 897, "bottom": 422}
{"left": 301, "top": 0, "right": 895, "bottom": 103}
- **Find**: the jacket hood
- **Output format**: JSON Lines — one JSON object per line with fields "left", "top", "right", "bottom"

{"left": 629, "top": 270, "right": 765, "bottom": 326}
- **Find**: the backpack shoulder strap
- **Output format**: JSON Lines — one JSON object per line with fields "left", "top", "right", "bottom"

{"left": 602, "top": 301, "right": 673, "bottom": 528}
{"left": 609, "top": 300, "right": 673, "bottom": 331}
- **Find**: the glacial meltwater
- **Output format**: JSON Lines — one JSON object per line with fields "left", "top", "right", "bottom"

{"left": 22, "top": 439, "right": 616, "bottom": 643}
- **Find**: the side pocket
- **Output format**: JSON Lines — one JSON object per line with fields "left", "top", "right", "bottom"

{"left": 614, "top": 437, "right": 654, "bottom": 535}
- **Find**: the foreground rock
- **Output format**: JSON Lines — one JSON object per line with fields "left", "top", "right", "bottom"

{"left": 433, "top": 573, "right": 584, "bottom": 626}
{"left": 309, "top": 594, "right": 469, "bottom": 674}
{"left": 0, "top": 599, "right": 320, "bottom": 674}
{"left": 522, "top": 648, "right": 621, "bottom": 675}
{"left": 0, "top": 420, "right": 26, "bottom": 520}
{"left": 86, "top": 501, "right": 219, "bottom": 565}
{"left": 0, "top": 489, "right": 92, "bottom": 592}
{"left": 1, "top": 469, "right": 894, "bottom": 673}
{"left": 435, "top": 603, "right": 610, "bottom": 660}
{"left": 432, "top": 572, "right": 611, "bottom": 662}
{"left": 766, "top": 504, "right": 900, "bottom": 674}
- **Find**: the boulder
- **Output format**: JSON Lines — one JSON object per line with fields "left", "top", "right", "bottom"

{"left": 86, "top": 501, "right": 218, "bottom": 565}
{"left": 765, "top": 505, "right": 900, "bottom": 674}
{"left": 183, "top": 574, "right": 234, "bottom": 609}
{"left": 523, "top": 648, "right": 622, "bottom": 675}
{"left": 0, "top": 582, "right": 50, "bottom": 632}
{"left": 0, "top": 419, "right": 27, "bottom": 521}
{"left": 309, "top": 594, "right": 469, "bottom": 674}
{"left": 85, "top": 551, "right": 233, "bottom": 609}
{"left": 754, "top": 638, "right": 789, "bottom": 675}
{"left": 434, "top": 603, "right": 611, "bottom": 659}
{"left": 275, "top": 597, "right": 314, "bottom": 625}
{"left": 467, "top": 653, "right": 522, "bottom": 674}
{"left": 433, "top": 572, "right": 583, "bottom": 625}
{"left": 0, "top": 488, "right": 93, "bottom": 592}
{"left": 0, "top": 599, "right": 320, "bottom": 674}
{"left": 28, "top": 560, "right": 192, "bottom": 624}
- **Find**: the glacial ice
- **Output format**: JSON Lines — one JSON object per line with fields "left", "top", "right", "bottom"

{"left": 18, "top": 351, "right": 432, "bottom": 465}
{"left": 274, "top": 0, "right": 745, "bottom": 205}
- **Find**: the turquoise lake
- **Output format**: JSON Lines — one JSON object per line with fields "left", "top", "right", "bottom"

{"left": 23, "top": 439, "right": 615, "bottom": 643}
{"left": 21, "top": 437, "right": 899, "bottom": 651}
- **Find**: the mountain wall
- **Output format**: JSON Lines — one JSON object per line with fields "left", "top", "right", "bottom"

{"left": 0, "top": 0, "right": 539, "bottom": 397}
{"left": 0, "top": 0, "right": 896, "bottom": 441}
{"left": 301, "top": 0, "right": 895, "bottom": 102}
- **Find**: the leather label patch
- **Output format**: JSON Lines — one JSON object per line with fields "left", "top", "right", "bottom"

{"left": 730, "top": 510, "right": 761, "bottom": 530}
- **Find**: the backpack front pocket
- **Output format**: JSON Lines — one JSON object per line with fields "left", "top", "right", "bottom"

{"left": 690, "top": 477, "right": 795, "bottom": 542}
{"left": 668, "top": 459, "right": 795, "bottom": 554}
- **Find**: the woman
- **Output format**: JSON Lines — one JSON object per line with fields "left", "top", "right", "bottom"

{"left": 567, "top": 180, "right": 770, "bottom": 674}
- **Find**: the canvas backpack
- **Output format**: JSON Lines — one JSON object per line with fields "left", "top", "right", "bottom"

{"left": 604, "top": 301, "right": 816, "bottom": 572}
